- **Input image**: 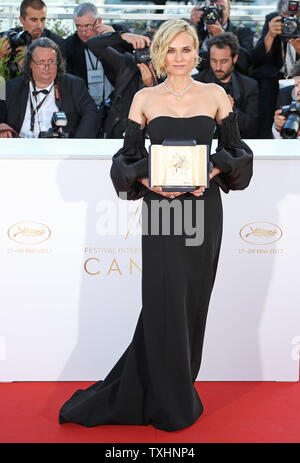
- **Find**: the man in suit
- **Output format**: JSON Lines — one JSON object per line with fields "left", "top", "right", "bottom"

{"left": 64, "top": 2, "right": 130, "bottom": 108}
{"left": 87, "top": 31, "right": 154, "bottom": 138}
{"left": 272, "top": 60, "right": 300, "bottom": 138}
{"left": 0, "top": 0, "right": 65, "bottom": 77}
{"left": 251, "top": 0, "right": 300, "bottom": 138}
{"left": 0, "top": 37, "right": 99, "bottom": 138}
{"left": 190, "top": 0, "right": 253, "bottom": 76}
{"left": 195, "top": 32, "right": 259, "bottom": 139}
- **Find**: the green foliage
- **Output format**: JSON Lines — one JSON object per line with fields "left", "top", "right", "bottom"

{"left": 47, "top": 19, "right": 73, "bottom": 38}
{"left": 0, "top": 40, "right": 24, "bottom": 81}
{"left": 0, "top": 56, "right": 10, "bottom": 80}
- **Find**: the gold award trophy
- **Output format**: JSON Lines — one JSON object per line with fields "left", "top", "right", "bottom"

{"left": 149, "top": 139, "right": 209, "bottom": 192}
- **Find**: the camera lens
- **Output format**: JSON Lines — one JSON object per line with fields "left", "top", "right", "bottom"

{"left": 281, "top": 113, "right": 300, "bottom": 138}
{"left": 282, "top": 19, "right": 297, "bottom": 35}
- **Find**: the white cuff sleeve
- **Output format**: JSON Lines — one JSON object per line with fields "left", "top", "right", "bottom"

{"left": 272, "top": 122, "right": 282, "bottom": 139}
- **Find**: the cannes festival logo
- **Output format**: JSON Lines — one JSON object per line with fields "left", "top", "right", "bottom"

{"left": 8, "top": 221, "right": 51, "bottom": 245}
{"left": 239, "top": 222, "right": 283, "bottom": 245}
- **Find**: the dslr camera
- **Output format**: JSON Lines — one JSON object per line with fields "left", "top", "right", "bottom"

{"left": 280, "top": 100, "right": 300, "bottom": 139}
{"left": 134, "top": 47, "right": 151, "bottom": 65}
{"left": 281, "top": 1, "right": 300, "bottom": 38}
{"left": 2, "top": 29, "right": 32, "bottom": 55}
{"left": 1, "top": 29, "right": 32, "bottom": 73}
{"left": 38, "top": 112, "right": 69, "bottom": 138}
{"left": 197, "top": 1, "right": 223, "bottom": 26}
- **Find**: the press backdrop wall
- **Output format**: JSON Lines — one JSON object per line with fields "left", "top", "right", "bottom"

{"left": 0, "top": 139, "right": 299, "bottom": 382}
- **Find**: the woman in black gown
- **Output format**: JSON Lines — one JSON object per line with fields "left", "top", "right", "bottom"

{"left": 59, "top": 19, "right": 253, "bottom": 431}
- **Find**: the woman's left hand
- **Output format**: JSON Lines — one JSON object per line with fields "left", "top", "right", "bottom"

{"left": 190, "top": 186, "right": 206, "bottom": 197}
{"left": 209, "top": 167, "right": 222, "bottom": 180}
{"left": 191, "top": 168, "right": 222, "bottom": 196}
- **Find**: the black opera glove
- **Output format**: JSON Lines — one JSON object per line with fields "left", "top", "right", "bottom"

{"left": 210, "top": 112, "right": 253, "bottom": 193}
{"left": 110, "top": 119, "right": 149, "bottom": 201}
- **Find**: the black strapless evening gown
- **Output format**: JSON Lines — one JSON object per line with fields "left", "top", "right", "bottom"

{"left": 59, "top": 114, "right": 253, "bottom": 431}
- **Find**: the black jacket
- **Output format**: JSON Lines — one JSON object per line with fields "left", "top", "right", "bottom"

{"left": 195, "top": 68, "right": 259, "bottom": 138}
{"left": 87, "top": 32, "right": 143, "bottom": 138}
{"left": 0, "top": 72, "right": 100, "bottom": 138}
{"left": 251, "top": 11, "right": 300, "bottom": 80}
{"left": 197, "top": 19, "right": 253, "bottom": 75}
{"left": 64, "top": 26, "right": 129, "bottom": 86}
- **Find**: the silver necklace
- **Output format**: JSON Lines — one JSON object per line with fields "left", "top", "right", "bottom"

{"left": 163, "top": 79, "right": 194, "bottom": 101}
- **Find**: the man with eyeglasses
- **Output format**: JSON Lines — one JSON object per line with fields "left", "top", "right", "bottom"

{"left": 0, "top": 37, "right": 99, "bottom": 138}
{"left": 64, "top": 2, "right": 129, "bottom": 110}
{"left": 0, "top": 0, "right": 65, "bottom": 78}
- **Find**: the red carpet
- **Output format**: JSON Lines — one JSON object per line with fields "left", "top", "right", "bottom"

{"left": 0, "top": 380, "right": 299, "bottom": 443}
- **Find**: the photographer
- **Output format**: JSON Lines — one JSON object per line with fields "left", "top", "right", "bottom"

{"left": 64, "top": 2, "right": 130, "bottom": 110}
{"left": 0, "top": 0, "right": 64, "bottom": 79}
{"left": 190, "top": 0, "right": 253, "bottom": 75}
{"left": 195, "top": 32, "right": 259, "bottom": 138}
{"left": 252, "top": 0, "right": 300, "bottom": 138}
{"left": 272, "top": 60, "right": 300, "bottom": 138}
{"left": 87, "top": 31, "right": 156, "bottom": 138}
{"left": 0, "top": 37, "right": 99, "bottom": 139}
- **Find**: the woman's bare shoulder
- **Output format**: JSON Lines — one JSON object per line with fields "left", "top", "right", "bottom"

{"left": 129, "top": 84, "right": 165, "bottom": 125}
{"left": 193, "top": 81, "right": 232, "bottom": 121}
{"left": 135, "top": 84, "right": 164, "bottom": 99}
{"left": 194, "top": 80, "right": 226, "bottom": 96}
{"left": 129, "top": 86, "right": 163, "bottom": 126}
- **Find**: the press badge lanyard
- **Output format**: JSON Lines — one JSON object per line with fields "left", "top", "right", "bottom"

{"left": 29, "top": 80, "right": 61, "bottom": 135}
{"left": 86, "top": 48, "right": 99, "bottom": 70}
{"left": 86, "top": 49, "right": 106, "bottom": 104}
{"left": 281, "top": 40, "right": 296, "bottom": 79}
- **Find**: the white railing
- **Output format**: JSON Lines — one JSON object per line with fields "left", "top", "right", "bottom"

{"left": 0, "top": 2, "right": 277, "bottom": 29}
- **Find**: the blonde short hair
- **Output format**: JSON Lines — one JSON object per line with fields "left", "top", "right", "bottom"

{"left": 150, "top": 19, "right": 199, "bottom": 78}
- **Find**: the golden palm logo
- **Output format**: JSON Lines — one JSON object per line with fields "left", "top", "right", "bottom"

{"left": 240, "top": 222, "right": 283, "bottom": 245}
{"left": 169, "top": 154, "right": 190, "bottom": 173}
{"left": 245, "top": 227, "right": 278, "bottom": 239}
{"left": 8, "top": 222, "right": 51, "bottom": 245}
{"left": 13, "top": 227, "right": 45, "bottom": 238}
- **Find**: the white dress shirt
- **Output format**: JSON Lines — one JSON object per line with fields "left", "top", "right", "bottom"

{"left": 19, "top": 81, "right": 59, "bottom": 138}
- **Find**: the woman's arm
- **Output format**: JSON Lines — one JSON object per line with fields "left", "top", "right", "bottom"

{"left": 128, "top": 88, "right": 148, "bottom": 128}
{"left": 208, "top": 84, "right": 253, "bottom": 193}
{"left": 213, "top": 84, "right": 233, "bottom": 123}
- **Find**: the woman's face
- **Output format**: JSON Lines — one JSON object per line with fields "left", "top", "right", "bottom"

{"left": 164, "top": 31, "right": 197, "bottom": 77}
